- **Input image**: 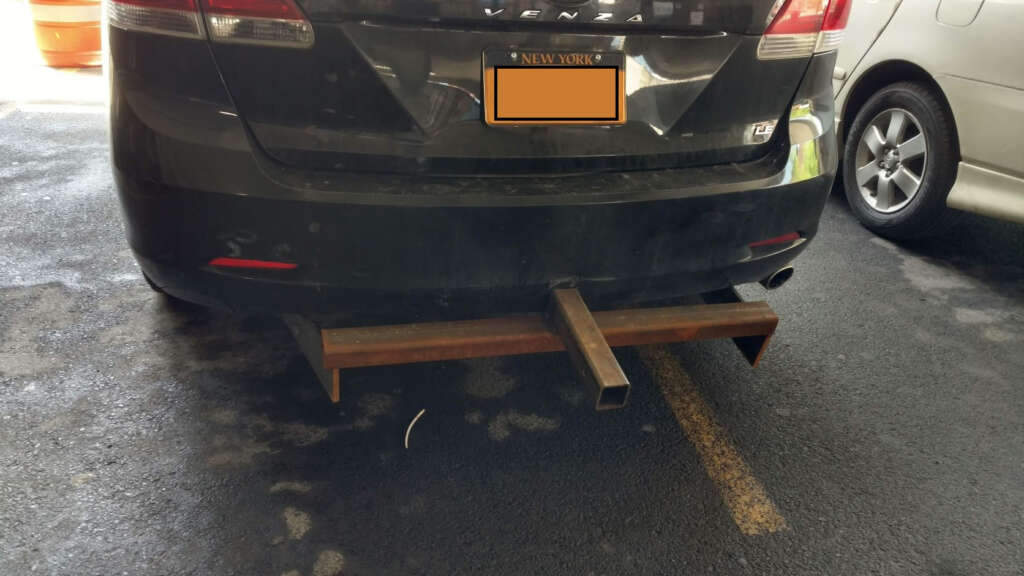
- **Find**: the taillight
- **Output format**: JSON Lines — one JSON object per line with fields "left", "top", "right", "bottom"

{"left": 108, "top": 0, "right": 204, "bottom": 39}
{"left": 107, "top": 0, "right": 314, "bottom": 47}
{"left": 200, "top": 0, "right": 314, "bottom": 47}
{"left": 757, "top": 0, "right": 851, "bottom": 60}
{"left": 817, "top": 0, "right": 853, "bottom": 52}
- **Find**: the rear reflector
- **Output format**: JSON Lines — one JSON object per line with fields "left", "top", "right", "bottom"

{"left": 108, "top": 0, "right": 314, "bottom": 47}
{"left": 209, "top": 257, "right": 298, "bottom": 270}
{"left": 108, "top": 0, "right": 203, "bottom": 39}
{"left": 749, "top": 232, "right": 801, "bottom": 248}
{"left": 758, "top": 0, "right": 851, "bottom": 60}
{"left": 201, "top": 0, "right": 313, "bottom": 47}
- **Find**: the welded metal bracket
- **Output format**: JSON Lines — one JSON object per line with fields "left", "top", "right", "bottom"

{"left": 288, "top": 287, "right": 778, "bottom": 409}
{"left": 283, "top": 314, "right": 340, "bottom": 403}
{"left": 699, "top": 287, "right": 776, "bottom": 367}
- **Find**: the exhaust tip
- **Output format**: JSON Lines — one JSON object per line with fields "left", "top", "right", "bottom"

{"left": 759, "top": 266, "right": 794, "bottom": 290}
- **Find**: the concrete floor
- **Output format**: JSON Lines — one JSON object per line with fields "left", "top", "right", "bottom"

{"left": 2, "top": 76, "right": 1024, "bottom": 575}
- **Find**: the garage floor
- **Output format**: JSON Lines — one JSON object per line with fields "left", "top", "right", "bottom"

{"left": 2, "top": 68, "right": 1024, "bottom": 575}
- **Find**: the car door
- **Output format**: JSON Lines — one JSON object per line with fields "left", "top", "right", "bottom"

{"left": 935, "top": 0, "right": 1024, "bottom": 175}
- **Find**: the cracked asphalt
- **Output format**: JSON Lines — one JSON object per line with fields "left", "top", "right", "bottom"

{"left": 2, "top": 72, "right": 1024, "bottom": 575}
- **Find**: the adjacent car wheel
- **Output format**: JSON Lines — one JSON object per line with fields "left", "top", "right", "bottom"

{"left": 842, "top": 81, "right": 959, "bottom": 239}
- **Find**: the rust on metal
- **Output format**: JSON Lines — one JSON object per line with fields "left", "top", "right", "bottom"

{"left": 698, "top": 287, "right": 778, "bottom": 367}
{"left": 320, "top": 302, "right": 776, "bottom": 370}
{"left": 548, "top": 288, "right": 632, "bottom": 410}
{"left": 595, "top": 302, "right": 776, "bottom": 361}
{"left": 297, "top": 291, "right": 779, "bottom": 406}
{"left": 284, "top": 315, "right": 341, "bottom": 402}
{"left": 322, "top": 315, "right": 563, "bottom": 369}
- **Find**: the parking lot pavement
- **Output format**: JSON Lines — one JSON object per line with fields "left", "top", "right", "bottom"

{"left": 1, "top": 102, "right": 1023, "bottom": 576}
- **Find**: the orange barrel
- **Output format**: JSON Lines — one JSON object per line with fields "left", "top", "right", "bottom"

{"left": 29, "top": 0, "right": 102, "bottom": 68}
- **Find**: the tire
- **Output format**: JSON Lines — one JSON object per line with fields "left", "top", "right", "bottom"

{"left": 842, "top": 81, "right": 960, "bottom": 239}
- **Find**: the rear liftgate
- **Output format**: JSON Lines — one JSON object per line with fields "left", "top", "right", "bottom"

{"left": 285, "top": 288, "right": 777, "bottom": 410}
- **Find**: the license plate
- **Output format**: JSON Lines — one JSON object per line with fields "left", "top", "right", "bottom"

{"left": 483, "top": 50, "right": 626, "bottom": 125}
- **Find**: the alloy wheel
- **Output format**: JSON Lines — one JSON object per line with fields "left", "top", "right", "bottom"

{"left": 854, "top": 108, "right": 928, "bottom": 213}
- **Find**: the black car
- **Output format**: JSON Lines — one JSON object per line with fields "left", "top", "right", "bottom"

{"left": 108, "top": 0, "right": 847, "bottom": 320}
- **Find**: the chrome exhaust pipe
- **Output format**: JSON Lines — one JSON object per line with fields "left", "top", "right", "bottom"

{"left": 759, "top": 266, "right": 794, "bottom": 290}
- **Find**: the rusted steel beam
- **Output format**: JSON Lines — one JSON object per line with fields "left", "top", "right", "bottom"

{"left": 321, "top": 315, "right": 564, "bottom": 369}
{"left": 303, "top": 295, "right": 778, "bottom": 405}
{"left": 595, "top": 302, "right": 777, "bottom": 355}
{"left": 548, "top": 288, "right": 631, "bottom": 410}
{"left": 320, "top": 303, "right": 777, "bottom": 370}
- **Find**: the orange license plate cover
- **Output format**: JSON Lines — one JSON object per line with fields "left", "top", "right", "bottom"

{"left": 483, "top": 50, "right": 626, "bottom": 125}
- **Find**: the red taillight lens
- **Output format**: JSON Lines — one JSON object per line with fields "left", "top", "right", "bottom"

{"left": 200, "top": 0, "right": 314, "bottom": 47}
{"left": 202, "top": 0, "right": 303, "bottom": 18}
{"left": 108, "top": 0, "right": 203, "bottom": 39}
{"left": 758, "top": 0, "right": 851, "bottom": 60}
{"left": 764, "top": 0, "right": 827, "bottom": 35}
{"left": 822, "top": 0, "right": 852, "bottom": 31}
{"left": 114, "top": 0, "right": 196, "bottom": 9}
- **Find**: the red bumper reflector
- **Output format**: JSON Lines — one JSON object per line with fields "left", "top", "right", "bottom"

{"left": 749, "top": 232, "right": 801, "bottom": 248}
{"left": 209, "top": 257, "right": 298, "bottom": 270}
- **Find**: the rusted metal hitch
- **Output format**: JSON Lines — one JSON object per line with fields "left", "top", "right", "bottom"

{"left": 286, "top": 287, "right": 777, "bottom": 410}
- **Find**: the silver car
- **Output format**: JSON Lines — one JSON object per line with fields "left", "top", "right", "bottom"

{"left": 834, "top": 0, "right": 1024, "bottom": 238}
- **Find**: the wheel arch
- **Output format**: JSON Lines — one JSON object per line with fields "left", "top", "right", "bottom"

{"left": 840, "top": 59, "right": 961, "bottom": 161}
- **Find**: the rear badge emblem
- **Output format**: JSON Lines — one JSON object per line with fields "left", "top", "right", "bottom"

{"left": 483, "top": 8, "right": 643, "bottom": 23}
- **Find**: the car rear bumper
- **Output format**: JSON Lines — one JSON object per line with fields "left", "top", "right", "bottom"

{"left": 122, "top": 165, "right": 831, "bottom": 319}
{"left": 111, "top": 41, "right": 838, "bottom": 319}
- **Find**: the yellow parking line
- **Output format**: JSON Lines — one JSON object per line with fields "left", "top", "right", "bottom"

{"left": 639, "top": 344, "right": 788, "bottom": 535}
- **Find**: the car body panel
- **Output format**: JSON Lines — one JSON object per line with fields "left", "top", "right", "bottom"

{"left": 832, "top": 0, "right": 901, "bottom": 96}
{"left": 946, "top": 162, "right": 1024, "bottom": 222}
{"left": 210, "top": 25, "right": 806, "bottom": 175}
{"left": 291, "top": 0, "right": 778, "bottom": 33}
{"left": 936, "top": 74, "right": 1024, "bottom": 182}
{"left": 936, "top": 0, "right": 986, "bottom": 26}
